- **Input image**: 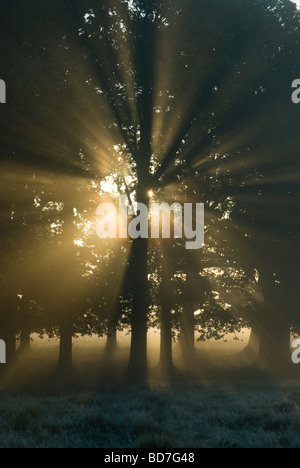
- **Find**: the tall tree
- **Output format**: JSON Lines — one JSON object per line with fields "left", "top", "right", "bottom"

{"left": 1, "top": 0, "right": 300, "bottom": 381}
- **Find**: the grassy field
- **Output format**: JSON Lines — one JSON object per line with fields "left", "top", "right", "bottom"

{"left": 0, "top": 379, "right": 300, "bottom": 448}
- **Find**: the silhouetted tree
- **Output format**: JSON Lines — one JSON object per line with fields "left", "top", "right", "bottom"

{"left": 1, "top": 0, "right": 300, "bottom": 382}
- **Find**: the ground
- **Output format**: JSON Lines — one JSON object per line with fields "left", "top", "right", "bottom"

{"left": 0, "top": 379, "right": 300, "bottom": 448}
{"left": 0, "top": 337, "right": 299, "bottom": 448}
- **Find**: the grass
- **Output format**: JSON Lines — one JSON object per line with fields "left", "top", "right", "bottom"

{"left": 0, "top": 380, "right": 300, "bottom": 448}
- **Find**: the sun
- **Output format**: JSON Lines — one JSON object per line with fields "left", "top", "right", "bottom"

{"left": 100, "top": 177, "right": 119, "bottom": 196}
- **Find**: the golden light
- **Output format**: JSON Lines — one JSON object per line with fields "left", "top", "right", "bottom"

{"left": 148, "top": 190, "right": 154, "bottom": 199}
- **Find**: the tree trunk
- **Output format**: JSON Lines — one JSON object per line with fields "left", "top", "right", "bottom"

{"left": 19, "top": 331, "right": 31, "bottom": 353}
{"left": 158, "top": 253, "right": 174, "bottom": 379}
{"left": 103, "top": 291, "right": 122, "bottom": 362}
{"left": 103, "top": 324, "right": 118, "bottom": 362}
{"left": 256, "top": 322, "right": 291, "bottom": 375}
{"left": 236, "top": 321, "right": 261, "bottom": 364}
{"left": 254, "top": 265, "right": 292, "bottom": 375}
{"left": 126, "top": 166, "right": 151, "bottom": 381}
{"left": 255, "top": 311, "right": 291, "bottom": 375}
{"left": 181, "top": 303, "right": 196, "bottom": 371}
{"left": 56, "top": 199, "right": 76, "bottom": 377}
{"left": 56, "top": 319, "right": 74, "bottom": 376}
{"left": 126, "top": 61, "right": 152, "bottom": 380}
{"left": 244, "top": 325, "right": 261, "bottom": 355}
{"left": 181, "top": 253, "right": 207, "bottom": 372}
{"left": 127, "top": 236, "right": 148, "bottom": 381}
{"left": 159, "top": 309, "right": 174, "bottom": 379}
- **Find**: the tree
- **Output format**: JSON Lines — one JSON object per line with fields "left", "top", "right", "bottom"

{"left": 1, "top": 0, "right": 300, "bottom": 381}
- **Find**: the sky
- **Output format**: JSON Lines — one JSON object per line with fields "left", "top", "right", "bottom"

{"left": 291, "top": 0, "right": 300, "bottom": 8}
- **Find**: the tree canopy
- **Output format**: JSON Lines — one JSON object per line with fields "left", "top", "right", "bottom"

{"left": 0, "top": 0, "right": 299, "bottom": 380}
